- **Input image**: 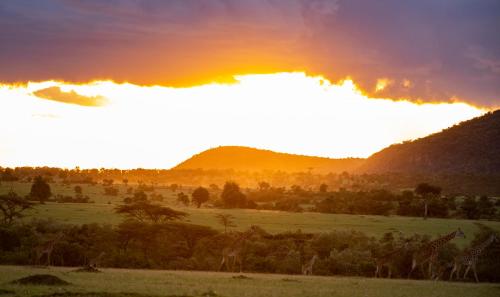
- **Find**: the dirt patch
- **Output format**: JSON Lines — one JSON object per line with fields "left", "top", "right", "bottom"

{"left": 73, "top": 266, "right": 102, "bottom": 273}
{"left": 281, "top": 278, "right": 300, "bottom": 282}
{"left": 10, "top": 274, "right": 70, "bottom": 286}
{"left": 231, "top": 275, "right": 251, "bottom": 280}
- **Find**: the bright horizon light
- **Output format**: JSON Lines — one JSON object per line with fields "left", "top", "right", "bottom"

{"left": 0, "top": 72, "right": 486, "bottom": 169}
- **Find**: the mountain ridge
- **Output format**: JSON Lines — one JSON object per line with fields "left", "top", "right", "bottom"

{"left": 358, "top": 110, "right": 500, "bottom": 174}
{"left": 173, "top": 146, "right": 364, "bottom": 173}
{"left": 173, "top": 110, "right": 500, "bottom": 175}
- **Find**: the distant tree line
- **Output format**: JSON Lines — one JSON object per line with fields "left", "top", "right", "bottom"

{"left": 2, "top": 166, "right": 499, "bottom": 196}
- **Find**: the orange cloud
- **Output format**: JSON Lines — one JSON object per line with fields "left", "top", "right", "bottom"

{"left": 33, "top": 86, "right": 107, "bottom": 107}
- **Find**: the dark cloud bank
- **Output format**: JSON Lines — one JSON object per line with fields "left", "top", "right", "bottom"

{"left": 1, "top": 0, "right": 499, "bottom": 106}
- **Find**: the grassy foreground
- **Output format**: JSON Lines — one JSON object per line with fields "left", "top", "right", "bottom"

{"left": 0, "top": 265, "right": 499, "bottom": 297}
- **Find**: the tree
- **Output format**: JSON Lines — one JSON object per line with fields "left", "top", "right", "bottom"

{"left": 209, "top": 184, "right": 219, "bottom": 192}
{"left": 30, "top": 176, "right": 52, "bottom": 203}
{"left": 258, "top": 182, "right": 270, "bottom": 191}
{"left": 74, "top": 185, "right": 82, "bottom": 195}
{"left": 460, "top": 196, "right": 479, "bottom": 219}
{"left": 319, "top": 184, "right": 328, "bottom": 193}
{"left": 477, "top": 195, "right": 496, "bottom": 218}
{"left": 221, "top": 182, "right": 247, "bottom": 208}
{"left": 115, "top": 201, "right": 187, "bottom": 224}
{"left": 177, "top": 192, "right": 189, "bottom": 206}
{"left": 0, "top": 168, "right": 18, "bottom": 182}
{"left": 415, "top": 183, "right": 441, "bottom": 220}
{"left": 124, "top": 190, "right": 147, "bottom": 203}
{"left": 191, "top": 187, "right": 209, "bottom": 208}
{"left": 0, "top": 191, "right": 33, "bottom": 225}
{"left": 169, "top": 184, "right": 179, "bottom": 192}
{"left": 215, "top": 213, "right": 236, "bottom": 234}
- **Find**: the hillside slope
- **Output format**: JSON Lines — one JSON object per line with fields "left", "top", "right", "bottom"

{"left": 358, "top": 110, "right": 500, "bottom": 174}
{"left": 173, "top": 146, "right": 364, "bottom": 173}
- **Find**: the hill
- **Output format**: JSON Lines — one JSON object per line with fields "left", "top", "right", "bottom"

{"left": 173, "top": 146, "right": 364, "bottom": 173}
{"left": 358, "top": 110, "right": 500, "bottom": 174}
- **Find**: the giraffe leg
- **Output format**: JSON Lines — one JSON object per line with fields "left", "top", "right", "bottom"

{"left": 472, "top": 264, "right": 479, "bottom": 283}
{"left": 427, "top": 261, "right": 433, "bottom": 279}
{"left": 374, "top": 265, "right": 379, "bottom": 278}
{"left": 455, "top": 265, "right": 461, "bottom": 280}
{"left": 449, "top": 264, "right": 457, "bottom": 280}
{"left": 408, "top": 258, "right": 416, "bottom": 279}
{"left": 218, "top": 256, "right": 225, "bottom": 271}
{"left": 388, "top": 267, "right": 392, "bottom": 279}
{"left": 231, "top": 256, "right": 237, "bottom": 272}
{"left": 463, "top": 265, "right": 471, "bottom": 280}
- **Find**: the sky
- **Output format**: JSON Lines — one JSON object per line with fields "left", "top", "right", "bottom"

{"left": 0, "top": 1, "right": 498, "bottom": 169}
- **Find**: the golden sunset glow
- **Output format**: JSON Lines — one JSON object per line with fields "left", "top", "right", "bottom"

{"left": 0, "top": 72, "right": 485, "bottom": 169}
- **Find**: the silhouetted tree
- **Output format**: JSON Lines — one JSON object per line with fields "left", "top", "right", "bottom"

{"left": 74, "top": 185, "right": 82, "bottom": 195}
{"left": 258, "top": 182, "right": 270, "bottom": 191}
{"left": 169, "top": 184, "right": 179, "bottom": 192}
{"left": 215, "top": 213, "right": 236, "bottom": 234}
{"left": 115, "top": 201, "right": 187, "bottom": 224}
{"left": 191, "top": 187, "right": 209, "bottom": 208}
{"left": 176, "top": 192, "right": 189, "bottom": 206}
{"left": 30, "top": 176, "right": 51, "bottom": 204}
{"left": 319, "top": 183, "right": 328, "bottom": 193}
{"left": 124, "top": 190, "right": 147, "bottom": 204}
{"left": 460, "top": 196, "right": 480, "bottom": 219}
{"left": 0, "top": 168, "right": 18, "bottom": 182}
{"left": 477, "top": 195, "right": 496, "bottom": 218}
{"left": 221, "top": 182, "right": 247, "bottom": 208}
{"left": 0, "top": 191, "right": 33, "bottom": 225}
{"left": 415, "top": 183, "right": 441, "bottom": 220}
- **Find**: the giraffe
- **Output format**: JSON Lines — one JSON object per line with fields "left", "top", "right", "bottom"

{"left": 374, "top": 241, "right": 409, "bottom": 278}
{"left": 449, "top": 233, "right": 497, "bottom": 282}
{"left": 408, "top": 228, "right": 465, "bottom": 279}
{"left": 33, "top": 232, "right": 64, "bottom": 266}
{"left": 218, "top": 225, "right": 258, "bottom": 273}
{"left": 88, "top": 251, "right": 106, "bottom": 269}
{"left": 302, "top": 254, "right": 319, "bottom": 275}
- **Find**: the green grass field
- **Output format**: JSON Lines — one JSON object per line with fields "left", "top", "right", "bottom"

{"left": 0, "top": 265, "right": 499, "bottom": 297}
{"left": 3, "top": 181, "right": 500, "bottom": 247}
{"left": 27, "top": 203, "right": 500, "bottom": 247}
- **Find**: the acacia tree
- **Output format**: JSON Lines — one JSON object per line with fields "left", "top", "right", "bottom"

{"left": 30, "top": 176, "right": 51, "bottom": 204}
{"left": 0, "top": 191, "right": 33, "bottom": 225}
{"left": 115, "top": 201, "right": 187, "bottom": 224}
{"left": 415, "top": 183, "right": 441, "bottom": 220}
{"left": 191, "top": 187, "right": 209, "bottom": 208}
{"left": 215, "top": 213, "right": 236, "bottom": 234}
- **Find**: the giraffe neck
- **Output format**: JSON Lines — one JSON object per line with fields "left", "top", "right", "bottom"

{"left": 471, "top": 235, "right": 495, "bottom": 255}
{"left": 431, "top": 231, "right": 457, "bottom": 249}
{"left": 231, "top": 231, "right": 252, "bottom": 249}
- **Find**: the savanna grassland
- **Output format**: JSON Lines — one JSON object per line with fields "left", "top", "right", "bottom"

{"left": 1, "top": 266, "right": 499, "bottom": 297}
{"left": 1, "top": 175, "right": 500, "bottom": 297}
{"left": 1, "top": 181, "right": 499, "bottom": 246}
